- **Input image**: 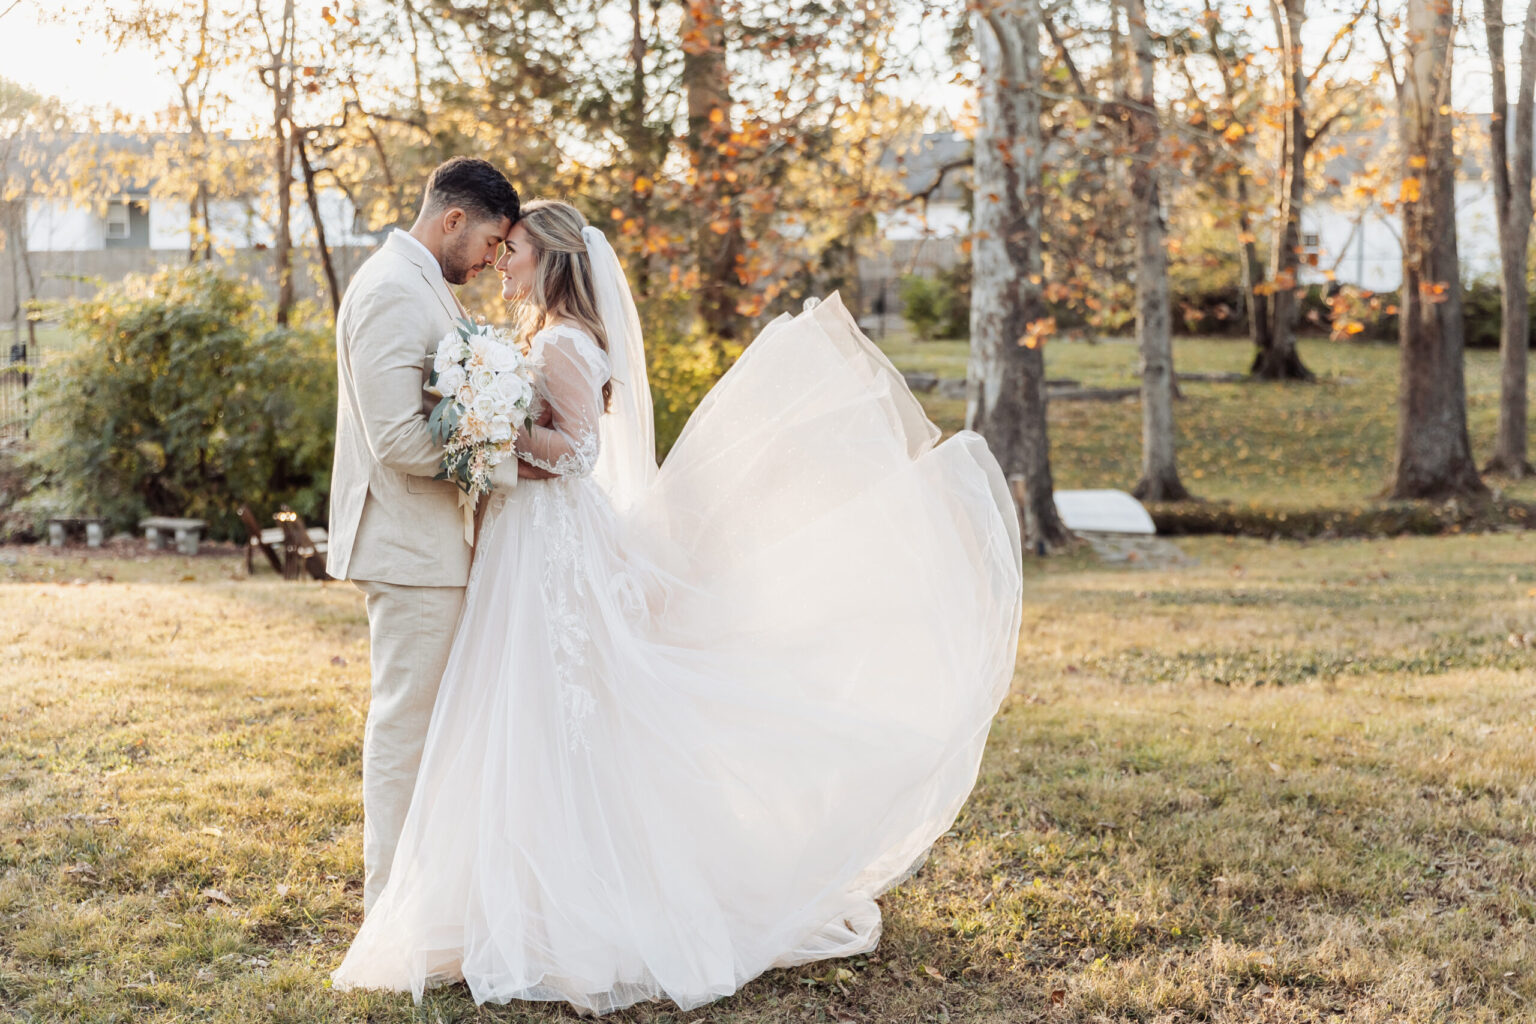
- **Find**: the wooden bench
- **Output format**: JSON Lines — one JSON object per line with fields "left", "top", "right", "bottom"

{"left": 139, "top": 516, "right": 208, "bottom": 556}
{"left": 46, "top": 516, "right": 108, "bottom": 548}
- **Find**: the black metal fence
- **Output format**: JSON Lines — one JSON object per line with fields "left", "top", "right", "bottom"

{"left": 0, "top": 332, "right": 31, "bottom": 439}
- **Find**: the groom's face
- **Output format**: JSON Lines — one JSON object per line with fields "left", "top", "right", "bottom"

{"left": 441, "top": 210, "right": 513, "bottom": 286}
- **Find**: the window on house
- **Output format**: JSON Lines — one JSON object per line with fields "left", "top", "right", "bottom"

{"left": 105, "top": 202, "right": 131, "bottom": 240}
{"left": 1301, "top": 231, "right": 1321, "bottom": 250}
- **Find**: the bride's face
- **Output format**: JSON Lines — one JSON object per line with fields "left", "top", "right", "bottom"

{"left": 495, "top": 222, "right": 538, "bottom": 301}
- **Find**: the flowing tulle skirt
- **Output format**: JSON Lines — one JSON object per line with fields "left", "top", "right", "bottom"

{"left": 331, "top": 294, "right": 1024, "bottom": 1013}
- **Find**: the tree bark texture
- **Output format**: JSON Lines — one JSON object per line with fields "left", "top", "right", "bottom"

{"left": 1235, "top": 172, "right": 1273, "bottom": 359}
{"left": 1483, "top": 0, "right": 1536, "bottom": 477}
{"left": 627, "top": 0, "right": 653, "bottom": 296}
{"left": 1204, "top": 0, "right": 1275, "bottom": 363}
{"left": 968, "top": 0, "right": 1072, "bottom": 552}
{"left": 1124, "top": 0, "right": 1191, "bottom": 501}
{"left": 296, "top": 133, "right": 340, "bottom": 316}
{"left": 1391, "top": 0, "right": 1487, "bottom": 499}
{"left": 1255, "top": 0, "right": 1317, "bottom": 380}
{"left": 682, "top": 0, "right": 745, "bottom": 341}
{"left": 270, "top": 0, "right": 296, "bottom": 326}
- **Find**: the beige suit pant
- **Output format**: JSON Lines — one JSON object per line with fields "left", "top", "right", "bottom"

{"left": 354, "top": 579, "right": 466, "bottom": 914}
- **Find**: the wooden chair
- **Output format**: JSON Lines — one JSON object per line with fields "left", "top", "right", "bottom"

{"left": 276, "top": 506, "right": 331, "bottom": 581}
{"left": 238, "top": 505, "right": 285, "bottom": 575}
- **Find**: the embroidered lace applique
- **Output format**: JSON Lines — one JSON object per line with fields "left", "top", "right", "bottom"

{"left": 530, "top": 481, "right": 596, "bottom": 754}
{"left": 520, "top": 427, "right": 599, "bottom": 478}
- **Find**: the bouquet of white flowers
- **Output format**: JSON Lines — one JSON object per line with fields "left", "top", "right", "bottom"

{"left": 427, "top": 317, "right": 537, "bottom": 540}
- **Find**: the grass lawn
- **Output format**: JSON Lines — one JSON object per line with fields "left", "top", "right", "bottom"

{"left": 2, "top": 537, "right": 1535, "bottom": 1022}
{"left": 878, "top": 331, "right": 1536, "bottom": 511}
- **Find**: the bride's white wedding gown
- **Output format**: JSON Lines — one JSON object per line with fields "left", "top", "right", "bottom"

{"left": 331, "top": 293, "right": 1024, "bottom": 1013}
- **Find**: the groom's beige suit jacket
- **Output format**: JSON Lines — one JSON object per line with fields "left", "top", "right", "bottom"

{"left": 327, "top": 230, "right": 474, "bottom": 586}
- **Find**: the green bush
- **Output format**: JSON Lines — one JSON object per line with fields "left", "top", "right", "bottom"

{"left": 1327, "top": 284, "right": 1400, "bottom": 342}
{"left": 1327, "top": 278, "right": 1534, "bottom": 348}
{"left": 899, "top": 265, "right": 969, "bottom": 341}
{"left": 1461, "top": 275, "right": 1536, "bottom": 350}
{"left": 640, "top": 295, "right": 743, "bottom": 461}
{"left": 27, "top": 266, "right": 334, "bottom": 540}
{"left": 1170, "top": 248, "right": 1248, "bottom": 337}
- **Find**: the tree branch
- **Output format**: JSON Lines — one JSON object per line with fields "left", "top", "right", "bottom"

{"left": 909, "top": 156, "right": 972, "bottom": 204}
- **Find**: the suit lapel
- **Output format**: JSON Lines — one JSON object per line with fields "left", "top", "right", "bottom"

{"left": 383, "top": 230, "right": 466, "bottom": 323}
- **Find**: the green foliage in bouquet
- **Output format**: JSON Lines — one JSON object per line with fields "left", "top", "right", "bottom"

{"left": 26, "top": 266, "right": 335, "bottom": 540}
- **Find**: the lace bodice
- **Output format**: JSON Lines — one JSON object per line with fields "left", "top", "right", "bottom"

{"left": 517, "top": 325, "right": 611, "bottom": 478}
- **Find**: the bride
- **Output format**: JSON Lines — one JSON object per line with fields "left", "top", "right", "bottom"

{"left": 330, "top": 199, "right": 1025, "bottom": 1014}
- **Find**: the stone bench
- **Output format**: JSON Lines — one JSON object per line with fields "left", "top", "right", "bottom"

{"left": 46, "top": 516, "right": 108, "bottom": 548}
{"left": 139, "top": 516, "right": 208, "bottom": 556}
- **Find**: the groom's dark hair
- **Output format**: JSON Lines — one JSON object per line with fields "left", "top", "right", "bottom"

{"left": 421, "top": 157, "right": 520, "bottom": 225}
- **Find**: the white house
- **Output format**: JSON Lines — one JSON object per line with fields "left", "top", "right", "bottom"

{"left": 2, "top": 131, "right": 380, "bottom": 319}
{"left": 23, "top": 189, "right": 374, "bottom": 255}
{"left": 1299, "top": 118, "right": 1505, "bottom": 294}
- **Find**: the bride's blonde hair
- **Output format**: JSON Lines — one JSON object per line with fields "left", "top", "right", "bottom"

{"left": 511, "top": 199, "right": 612, "bottom": 409}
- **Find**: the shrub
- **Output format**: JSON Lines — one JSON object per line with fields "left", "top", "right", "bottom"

{"left": 1460, "top": 275, "right": 1536, "bottom": 350}
{"left": 1327, "top": 278, "right": 1535, "bottom": 348}
{"left": 26, "top": 266, "right": 334, "bottom": 540}
{"left": 1170, "top": 249, "right": 1247, "bottom": 337}
{"left": 899, "top": 265, "right": 970, "bottom": 341}
{"left": 642, "top": 305, "right": 743, "bottom": 462}
{"left": 1327, "top": 284, "right": 1400, "bottom": 342}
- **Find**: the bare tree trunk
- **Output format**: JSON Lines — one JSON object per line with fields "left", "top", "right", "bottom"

{"left": 1484, "top": 0, "right": 1536, "bottom": 477}
{"left": 969, "top": 0, "right": 1072, "bottom": 552}
{"left": 296, "top": 133, "right": 340, "bottom": 317}
{"left": 267, "top": 0, "right": 296, "bottom": 326}
{"left": 183, "top": 0, "right": 214, "bottom": 264}
{"left": 1124, "top": 0, "right": 1191, "bottom": 501}
{"left": 1391, "top": 0, "right": 1487, "bottom": 499}
{"left": 1236, "top": 174, "right": 1273, "bottom": 356}
{"left": 1255, "top": 0, "right": 1317, "bottom": 380}
{"left": 1205, "top": 0, "right": 1274, "bottom": 359}
{"left": 627, "top": 0, "right": 653, "bottom": 296}
{"left": 682, "top": 0, "right": 744, "bottom": 341}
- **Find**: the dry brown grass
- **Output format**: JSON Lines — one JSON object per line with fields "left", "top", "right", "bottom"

{"left": 2, "top": 534, "right": 1535, "bottom": 1023}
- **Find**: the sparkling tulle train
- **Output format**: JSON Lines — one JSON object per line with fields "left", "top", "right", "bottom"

{"left": 331, "top": 294, "right": 1024, "bottom": 1013}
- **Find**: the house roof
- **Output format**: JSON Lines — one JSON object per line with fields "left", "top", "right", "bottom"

{"left": 1314, "top": 113, "right": 1501, "bottom": 199}
{"left": 1, "top": 130, "right": 260, "bottom": 198}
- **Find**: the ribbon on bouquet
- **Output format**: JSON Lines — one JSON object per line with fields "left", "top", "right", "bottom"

{"left": 458, "top": 488, "right": 477, "bottom": 546}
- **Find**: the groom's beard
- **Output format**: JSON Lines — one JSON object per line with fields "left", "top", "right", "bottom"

{"left": 441, "top": 235, "right": 479, "bottom": 286}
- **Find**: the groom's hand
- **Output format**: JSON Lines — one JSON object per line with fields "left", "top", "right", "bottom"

{"left": 518, "top": 461, "right": 557, "bottom": 480}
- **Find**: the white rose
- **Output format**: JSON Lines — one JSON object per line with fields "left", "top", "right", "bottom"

{"left": 488, "top": 416, "right": 513, "bottom": 444}
{"left": 434, "top": 334, "right": 459, "bottom": 373}
{"left": 487, "top": 343, "right": 520, "bottom": 372}
{"left": 490, "top": 372, "right": 522, "bottom": 401}
{"left": 436, "top": 366, "right": 467, "bottom": 398}
{"left": 472, "top": 391, "right": 499, "bottom": 420}
{"left": 456, "top": 383, "right": 475, "bottom": 407}
{"left": 504, "top": 375, "right": 532, "bottom": 407}
{"left": 471, "top": 367, "right": 496, "bottom": 393}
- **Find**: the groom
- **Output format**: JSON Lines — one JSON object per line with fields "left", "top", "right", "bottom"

{"left": 327, "top": 157, "right": 524, "bottom": 912}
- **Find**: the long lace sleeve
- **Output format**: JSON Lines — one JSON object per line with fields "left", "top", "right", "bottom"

{"left": 516, "top": 329, "right": 609, "bottom": 477}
